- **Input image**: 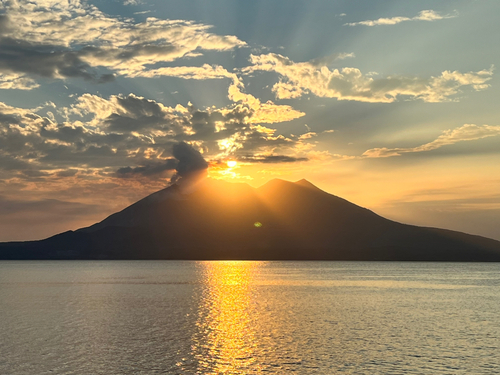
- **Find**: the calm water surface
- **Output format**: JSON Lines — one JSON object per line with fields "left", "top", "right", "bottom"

{"left": 1, "top": 261, "right": 500, "bottom": 374}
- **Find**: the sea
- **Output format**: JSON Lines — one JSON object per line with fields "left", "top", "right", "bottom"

{"left": 1, "top": 261, "right": 499, "bottom": 374}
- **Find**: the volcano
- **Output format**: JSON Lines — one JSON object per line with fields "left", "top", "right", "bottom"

{"left": 1, "top": 178, "right": 500, "bottom": 260}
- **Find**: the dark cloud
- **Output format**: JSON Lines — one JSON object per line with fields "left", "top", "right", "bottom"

{"left": 40, "top": 144, "right": 122, "bottom": 166}
{"left": 97, "top": 73, "right": 115, "bottom": 83}
{"left": 238, "top": 155, "right": 308, "bottom": 163}
{"left": 102, "top": 94, "right": 179, "bottom": 133}
{"left": 40, "top": 124, "right": 133, "bottom": 147}
{"left": 190, "top": 109, "right": 219, "bottom": 138}
{"left": 116, "top": 95, "right": 165, "bottom": 117}
{"left": 98, "top": 96, "right": 245, "bottom": 142}
{"left": 116, "top": 159, "right": 178, "bottom": 178}
{"left": 21, "top": 169, "right": 51, "bottom": 178}
{"left": 0, "top": 154, "right": 33, "bottom": 171}
{"left": 222, "top": 105, "right": 253, "bottom": 124}
{"left": 0, "top": 15, "right": 11, "bottom": 35}
{"left": 56, "top": 169, "right": 79, "bottom": 177}
{"left": 0, "top": 37, "right": 113, "bottom": 83}
{"left": 0, "top": 112, "right": 20, "bottom": 125}
{"left": 180, "top": 105, "right": 248, "bottom": 143}
{"left": 237, "top": 129, "right": 291, "bottom": 153}
{"left": 105, "top": 113, "right": 167, "bottom": 132}
{"left": 40, "top": 125, "right": 88, "bottom": 143}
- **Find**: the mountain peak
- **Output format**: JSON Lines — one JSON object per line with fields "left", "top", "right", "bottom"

{"left": 294, "top": 179, "right": 322, "bottom": 191}
{"left": 258, "top": 178, "right": 294, "bottom": 190}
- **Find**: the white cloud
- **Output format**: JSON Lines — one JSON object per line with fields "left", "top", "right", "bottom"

{"left": 130, "top": 63, "right": 305, "bottom": 124}
{"left": 345, "top": 10, "right": 457, "bottom": 27}
{"left": 272, "top": 81, "right": 306, "bottom": 99}
{"left": 127, "top": 64, "right": 237, "bottom": 80}
{"left": 0, "top": 0, "right": 246, "bottom": 83}
{"left": 246, "top": 53, "right": 493, "bottom": 103}
{"left": 0, "top": 101, "right": 42, "bottom": 116}
{"left": 227, "top": 77, "right": 304, "bottom": 124}
{"left": 0, "top": 73, "right": 40, "bottom": 90}
{"left": 362, "top": 124, "right": 500, "bottom": 158}
{"left": 3, "top": 1, "right": 245, "bottom": 50}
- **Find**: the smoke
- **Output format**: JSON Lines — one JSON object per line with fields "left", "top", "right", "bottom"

{"left": 170, "top": 142, "right": 208, "bottom": 186}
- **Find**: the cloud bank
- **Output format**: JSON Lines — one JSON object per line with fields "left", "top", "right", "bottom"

{"left": 246, "top": 53, "right": 493, "bottom": 103}
{"left": 0, "top": 90, "right": 312, "bottom": 190}
{"left": 0, "top": 0, "right": 246, "bottom": 87}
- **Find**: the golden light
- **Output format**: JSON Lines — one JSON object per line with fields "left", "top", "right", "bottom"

{"left": 227, "top": 160, "right": 237, "bottom": 168}
{"left": 192, "top": 261, "right": 262, "bottom": 373}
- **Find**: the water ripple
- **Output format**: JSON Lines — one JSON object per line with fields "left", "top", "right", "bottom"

{"left": 1, "top": 261, "right": 500, "bottom": 374}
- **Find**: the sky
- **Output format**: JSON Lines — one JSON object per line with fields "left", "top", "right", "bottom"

{"left": 0, "top": 0, "right": 499, "bottom": 241}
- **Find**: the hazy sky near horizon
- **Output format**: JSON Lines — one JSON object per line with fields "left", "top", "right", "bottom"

{"left": 0, "top": 0, "right": 499, "bottom": 241}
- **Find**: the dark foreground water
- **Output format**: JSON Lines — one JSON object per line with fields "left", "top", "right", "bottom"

{"left": 1, "top": 261, "right": 500, "bottom": 374}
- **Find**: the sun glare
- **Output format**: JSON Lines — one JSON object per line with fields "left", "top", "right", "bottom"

{"left": 227, "top": 160, "right": 237, "bottom": 168}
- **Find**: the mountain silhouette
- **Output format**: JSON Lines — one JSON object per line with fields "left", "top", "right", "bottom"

{"left": 1, "top": 178, "right": 500, "bottom": 260}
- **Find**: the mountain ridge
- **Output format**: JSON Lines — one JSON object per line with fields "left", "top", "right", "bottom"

{"left": 1, "top": 178, "right": 500, "bottom": 261}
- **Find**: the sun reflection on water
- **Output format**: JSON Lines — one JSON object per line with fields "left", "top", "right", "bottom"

{"left": 192, "top": 261, "right": 262, "bottom": 374}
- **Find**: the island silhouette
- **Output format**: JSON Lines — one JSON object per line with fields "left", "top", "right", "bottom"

{"left": 2, "top": 176, "right": 500, "bottom": 261}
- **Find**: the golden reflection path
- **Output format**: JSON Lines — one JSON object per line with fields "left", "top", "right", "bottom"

{"left": 193, "top": 261, "right": 263, "bottom": 374}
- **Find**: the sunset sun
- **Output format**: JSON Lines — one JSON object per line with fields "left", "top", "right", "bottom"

{"left": 227, "top": 160, "right": 237, "bottom": 168}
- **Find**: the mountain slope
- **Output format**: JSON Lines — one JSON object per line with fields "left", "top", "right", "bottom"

{"left": 1, "top": 178, "right": 500, "bottom": 260}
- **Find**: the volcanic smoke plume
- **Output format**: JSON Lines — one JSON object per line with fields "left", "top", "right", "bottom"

{"left": 170, "top": 142, "right": 209, "bottom": 188}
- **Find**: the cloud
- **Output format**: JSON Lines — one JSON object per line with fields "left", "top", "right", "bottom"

{"left": 345, "top": 10, "right": 457, "bottom": 27}
{"left": 362, "top": 124, "right": 500, "bottom": 158}
{"left": 227, "top": 76, "right": 305, "bottom": 123}
{"left": 116, "top": 159, "right": 178, "bottom": 178}
{"left": 128, "top": 63, "right": 305, "bottom": 124}
{"left": 126, "top": 63, "right": 237, "bottom": 79}
{"left": 308, "top": 53, "right": 355, "bottom": 65}
{"left": 0, "top": 0, "right": 246, "bottom": 86}
{"left": 272, "top": 81, "right": 306, "bottom": 99}
{"left": 0, "top": 14, "right": 9, "bottom": 34}
{"left": 238, "top": 155, "right": 308, "bottom": 163}
{"left": 246, "top": 53, "right": 493, "bottom": 103}
{"left": 0, "top": 36, "right": 115, "bottom": 83}
{"left": 0, "top": 72, "right": 39, "bottom": 90}
{"left": 102, "top": 94, "right": 176, "bottom": 132}
{"left": 0, "top": 88, "right": 313, "bottom": 187}
{"left": 0, "top": 101, "right": 36, "bottom": 116}
{"left": 3, "top": 1, "right": 245, "bottom": 51}
{"left": 74, "top": 93, "right": 188, "bottom": 136}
